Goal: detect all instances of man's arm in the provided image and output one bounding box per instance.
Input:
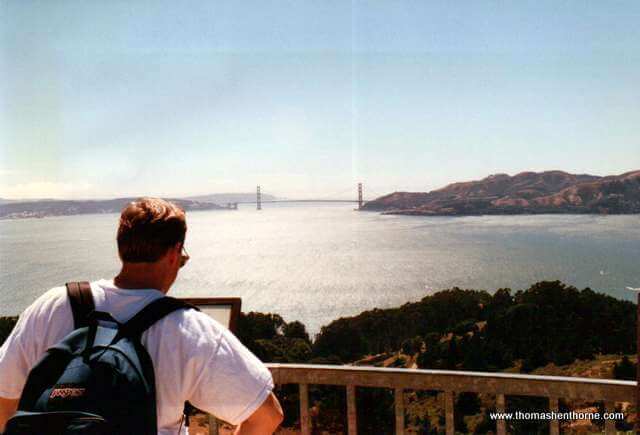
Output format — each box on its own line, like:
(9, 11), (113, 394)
(234, 392), (283, 435)
(0, 397), (19, 433)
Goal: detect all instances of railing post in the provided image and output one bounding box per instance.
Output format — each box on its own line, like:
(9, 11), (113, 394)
(496, 394), (506, 435)
(444, 391), (454, 435)
(604, 401), (616, 435)
(207, 414), (219, 435)
(637, 291), (640, 434)
(394, 388), (405, 435)
(299, 383), (311, 435)
(347, 385), (357, 435)
(265, 364), (636, 435)
(549, 397), (559, 435)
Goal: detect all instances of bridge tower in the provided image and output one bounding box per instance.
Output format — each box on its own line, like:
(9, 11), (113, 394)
(256, 185), (262, 210)
(358, 183), (363, 209)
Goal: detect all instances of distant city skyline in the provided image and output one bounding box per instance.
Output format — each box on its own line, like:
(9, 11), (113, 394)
(1, 1), (639, 200)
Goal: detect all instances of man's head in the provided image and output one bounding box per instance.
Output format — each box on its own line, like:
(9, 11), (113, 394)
(116, 198), (188, 291)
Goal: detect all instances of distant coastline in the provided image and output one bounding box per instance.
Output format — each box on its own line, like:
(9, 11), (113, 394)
(0, 193), (277, 220)
(4, 170), (640, 219)
(362, 170), (640, 216)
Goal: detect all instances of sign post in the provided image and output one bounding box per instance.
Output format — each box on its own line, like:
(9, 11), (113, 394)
(627, 287), (640, 434)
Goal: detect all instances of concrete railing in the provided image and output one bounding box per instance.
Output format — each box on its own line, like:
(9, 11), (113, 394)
(266, 363), (636, 435)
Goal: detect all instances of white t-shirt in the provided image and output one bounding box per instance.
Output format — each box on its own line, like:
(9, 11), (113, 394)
(0, 279), (274, 435)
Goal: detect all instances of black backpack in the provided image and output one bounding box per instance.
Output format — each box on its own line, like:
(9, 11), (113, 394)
(5, 282), (197, 435)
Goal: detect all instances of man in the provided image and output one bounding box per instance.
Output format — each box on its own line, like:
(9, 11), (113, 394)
(0, 197), (283, 434)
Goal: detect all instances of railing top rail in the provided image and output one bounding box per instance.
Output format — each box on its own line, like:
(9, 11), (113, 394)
(266, 363), (636, 401)
(266, 363), (635, 387)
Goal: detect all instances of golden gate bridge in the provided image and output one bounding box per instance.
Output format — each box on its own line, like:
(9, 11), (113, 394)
(226, 183), (378, 210)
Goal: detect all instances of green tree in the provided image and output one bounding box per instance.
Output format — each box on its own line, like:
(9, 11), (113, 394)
(613, 356), (636, 380)
(401, 336), (423, 356)
(236, 312), (285, 342)
(313, 320), (366, 362)
(456, 392), (481, 415)
(283, 320), (311, 343)
(0, 316), (17, 346)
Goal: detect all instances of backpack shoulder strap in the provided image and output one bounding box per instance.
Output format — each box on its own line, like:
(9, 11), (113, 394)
(122, 297), (198, 338)
(66, 281), (95, 330)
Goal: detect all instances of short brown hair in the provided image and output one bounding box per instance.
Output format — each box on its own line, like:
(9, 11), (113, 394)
(117, 197), (187, 263)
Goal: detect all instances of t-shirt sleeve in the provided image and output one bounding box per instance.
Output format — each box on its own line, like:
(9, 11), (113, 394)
(0, 307), (38, 398)
(0, 287), (71, 399)
(185, 314), (274, 426)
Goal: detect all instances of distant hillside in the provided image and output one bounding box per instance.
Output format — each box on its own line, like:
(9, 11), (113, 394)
(185, 192), (276, 203)
(0, 198), (224, 220)
(362, 170), (640, 215)
(0, 198), (24, 205)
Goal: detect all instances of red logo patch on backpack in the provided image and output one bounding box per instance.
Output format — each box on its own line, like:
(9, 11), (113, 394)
(49, 385), (86, 400)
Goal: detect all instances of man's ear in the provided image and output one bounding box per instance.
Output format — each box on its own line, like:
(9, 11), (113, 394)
(172, 243), (182, 262)
(163, 244), (180, 265)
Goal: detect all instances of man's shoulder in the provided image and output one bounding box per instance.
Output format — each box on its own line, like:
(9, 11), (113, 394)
(6, 285), (76, 362)
(148, 305), (228, 346)
(23, 285), (71, 320)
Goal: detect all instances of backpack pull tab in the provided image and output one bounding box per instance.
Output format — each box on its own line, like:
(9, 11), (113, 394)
(82, 311), (121, 361)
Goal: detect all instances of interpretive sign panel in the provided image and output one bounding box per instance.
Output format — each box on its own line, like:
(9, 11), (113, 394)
(179, 298), (242, 333)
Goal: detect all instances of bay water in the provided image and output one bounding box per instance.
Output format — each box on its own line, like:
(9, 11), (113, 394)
(1, 204), (639, 334)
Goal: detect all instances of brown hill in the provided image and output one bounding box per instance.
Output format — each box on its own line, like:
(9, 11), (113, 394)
(362, 170), (640, 215)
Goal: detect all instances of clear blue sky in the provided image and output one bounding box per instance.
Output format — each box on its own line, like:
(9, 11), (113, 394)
(1, 0), (639, 199)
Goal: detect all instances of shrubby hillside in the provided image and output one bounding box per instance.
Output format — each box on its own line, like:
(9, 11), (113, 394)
(236, 281), (635, 373)
(2, 281), (635, 374)
(231, 281), (636, 433)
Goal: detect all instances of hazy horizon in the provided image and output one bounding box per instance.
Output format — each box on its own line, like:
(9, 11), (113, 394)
(2, 1), (639, 200)
(0, 168), (638, 202)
